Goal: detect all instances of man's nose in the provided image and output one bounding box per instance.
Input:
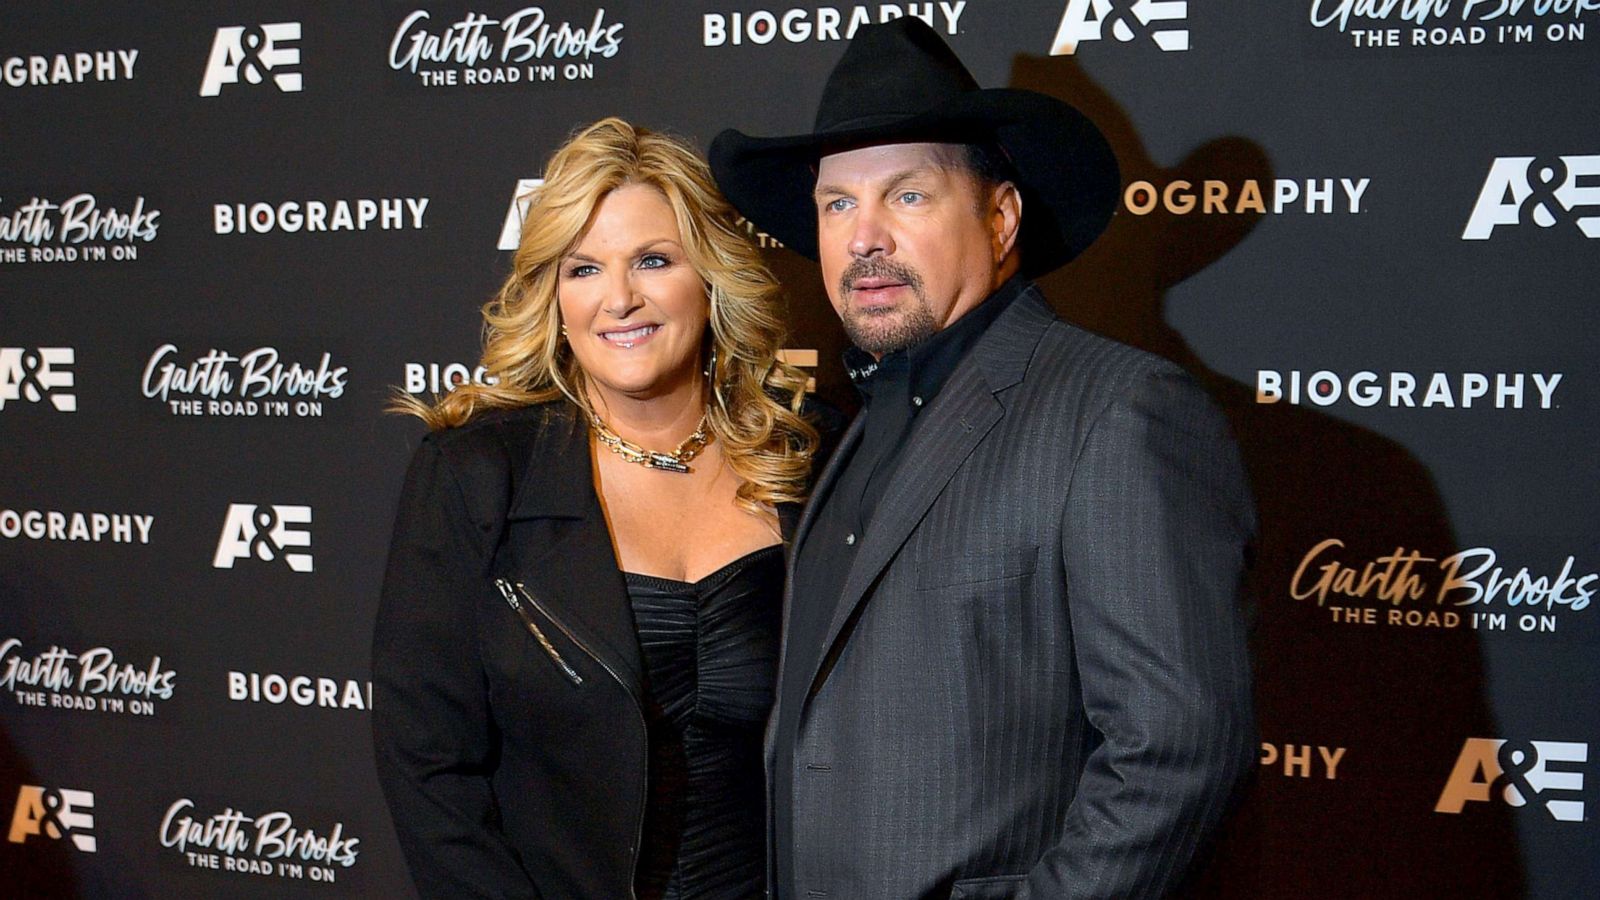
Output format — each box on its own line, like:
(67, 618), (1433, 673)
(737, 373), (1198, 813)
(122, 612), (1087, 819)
(849, 204), (894, 258)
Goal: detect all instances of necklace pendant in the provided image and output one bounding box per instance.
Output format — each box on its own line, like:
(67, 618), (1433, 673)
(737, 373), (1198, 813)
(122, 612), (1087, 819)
(646, 453), (691, 474)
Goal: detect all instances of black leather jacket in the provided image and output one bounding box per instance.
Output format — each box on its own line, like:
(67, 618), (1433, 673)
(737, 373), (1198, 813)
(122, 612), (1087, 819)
(372, 400), (834, 899)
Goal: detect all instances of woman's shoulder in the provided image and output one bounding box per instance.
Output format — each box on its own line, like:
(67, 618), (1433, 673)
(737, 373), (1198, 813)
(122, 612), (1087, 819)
(427, 399), (570, 447)
(402, 400), (584, 534)
(416, 399), (578, 480)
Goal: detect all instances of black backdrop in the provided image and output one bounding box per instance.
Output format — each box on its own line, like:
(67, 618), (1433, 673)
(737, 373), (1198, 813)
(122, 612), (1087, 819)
(3, 2), (1596, 897)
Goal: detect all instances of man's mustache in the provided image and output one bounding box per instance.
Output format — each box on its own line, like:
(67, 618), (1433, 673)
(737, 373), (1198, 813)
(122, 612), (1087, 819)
(839, 257), (924, 300)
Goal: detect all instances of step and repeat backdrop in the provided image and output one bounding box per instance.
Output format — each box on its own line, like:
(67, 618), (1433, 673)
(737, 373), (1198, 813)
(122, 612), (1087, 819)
(3, 1), (1596, 897)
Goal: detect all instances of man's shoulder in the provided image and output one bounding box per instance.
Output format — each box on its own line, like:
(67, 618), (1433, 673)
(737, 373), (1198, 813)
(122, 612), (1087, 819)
(1015, 290), (1185, 395)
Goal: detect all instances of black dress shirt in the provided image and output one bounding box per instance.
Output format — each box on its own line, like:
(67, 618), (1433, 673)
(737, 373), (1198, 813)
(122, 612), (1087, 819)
(773, 275), (1027, 900)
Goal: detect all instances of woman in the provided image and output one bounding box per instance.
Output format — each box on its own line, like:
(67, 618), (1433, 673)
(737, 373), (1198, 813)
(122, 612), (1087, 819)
(373, 117), (827, 899)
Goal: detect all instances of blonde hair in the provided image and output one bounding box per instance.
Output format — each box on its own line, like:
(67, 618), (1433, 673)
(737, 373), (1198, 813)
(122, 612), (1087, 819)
(396, 117), (817, 510)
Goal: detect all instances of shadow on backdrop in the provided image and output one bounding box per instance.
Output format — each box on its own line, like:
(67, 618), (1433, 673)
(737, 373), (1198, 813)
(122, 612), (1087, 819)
(1008, 51), (1527, 899)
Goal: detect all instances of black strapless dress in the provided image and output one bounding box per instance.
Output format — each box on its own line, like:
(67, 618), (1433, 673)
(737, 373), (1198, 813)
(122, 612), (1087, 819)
(624, 544), (784, 900)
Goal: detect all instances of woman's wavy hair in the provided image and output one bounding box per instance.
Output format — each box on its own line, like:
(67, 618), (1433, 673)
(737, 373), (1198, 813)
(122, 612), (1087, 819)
(395, 117), (817, 511)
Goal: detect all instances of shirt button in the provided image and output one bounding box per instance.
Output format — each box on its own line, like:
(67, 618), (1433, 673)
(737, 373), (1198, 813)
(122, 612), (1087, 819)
(912, 395), (924, 407)
(845, 533), (856, 545)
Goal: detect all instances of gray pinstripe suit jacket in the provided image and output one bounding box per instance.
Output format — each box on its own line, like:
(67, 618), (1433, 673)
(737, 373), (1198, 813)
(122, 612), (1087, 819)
(774, 285), (1256, 900)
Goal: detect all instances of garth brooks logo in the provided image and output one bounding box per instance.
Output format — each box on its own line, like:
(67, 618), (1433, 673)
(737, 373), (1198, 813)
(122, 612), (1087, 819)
(1309, 0), (1597, 50)
(1292, 539), (1595, 635)
(160, 799), (360, 882)
(1050, 0), (1189, 54)
(1462, 154), (1600, 239)
(0, 194), (160, 264)
(389, 6), (624, 88)
(2, 637), (177, 715)
(142, 344), (348, 418)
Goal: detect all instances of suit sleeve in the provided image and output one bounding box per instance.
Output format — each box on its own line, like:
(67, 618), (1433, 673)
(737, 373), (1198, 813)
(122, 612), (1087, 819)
(1024, 370), (1256, 899)
(371, 437), (542, 899)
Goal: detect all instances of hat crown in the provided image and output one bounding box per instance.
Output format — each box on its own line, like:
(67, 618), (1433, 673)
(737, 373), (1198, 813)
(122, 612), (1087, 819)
(814, 18), (980, 133)
(708, 14), (1120, 276)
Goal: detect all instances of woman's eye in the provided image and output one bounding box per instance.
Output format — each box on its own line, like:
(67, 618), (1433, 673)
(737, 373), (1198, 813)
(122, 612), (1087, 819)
(638, 253), (669, 269)
(567, 263), (598, 278)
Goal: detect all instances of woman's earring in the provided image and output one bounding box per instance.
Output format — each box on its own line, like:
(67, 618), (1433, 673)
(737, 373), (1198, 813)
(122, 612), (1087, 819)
(560, 324), (569, 340)
(703, 343), (718, 380)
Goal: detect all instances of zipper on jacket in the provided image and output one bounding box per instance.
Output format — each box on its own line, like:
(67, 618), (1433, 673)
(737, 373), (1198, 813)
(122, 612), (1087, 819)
(493, 578), (583, 685)
(509, 580), (647, 899)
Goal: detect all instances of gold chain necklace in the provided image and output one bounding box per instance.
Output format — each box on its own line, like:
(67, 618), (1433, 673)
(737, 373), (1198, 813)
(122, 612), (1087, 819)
(589, 409), (712, 474)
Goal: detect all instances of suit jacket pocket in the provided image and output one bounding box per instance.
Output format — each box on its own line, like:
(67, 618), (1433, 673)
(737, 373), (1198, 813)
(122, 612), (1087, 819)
(950, 874), (1028, 899)
(915, 545), (1039, 591)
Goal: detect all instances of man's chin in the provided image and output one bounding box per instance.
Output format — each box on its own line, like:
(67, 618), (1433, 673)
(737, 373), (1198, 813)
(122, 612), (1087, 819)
(844, 316), (933, 356)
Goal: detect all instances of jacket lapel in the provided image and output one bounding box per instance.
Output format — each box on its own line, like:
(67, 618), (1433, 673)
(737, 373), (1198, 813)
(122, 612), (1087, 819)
(500, 409), (644, 700)
(805, 290), (1055, 698)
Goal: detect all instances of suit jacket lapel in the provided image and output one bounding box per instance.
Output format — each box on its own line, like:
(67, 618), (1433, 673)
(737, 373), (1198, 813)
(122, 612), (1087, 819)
(500, 408), (645, 700)
(805, 290), (1055, 698)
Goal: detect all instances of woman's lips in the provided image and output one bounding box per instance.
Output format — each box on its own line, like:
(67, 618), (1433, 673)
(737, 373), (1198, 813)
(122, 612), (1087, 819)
(597, 324), (660, 349)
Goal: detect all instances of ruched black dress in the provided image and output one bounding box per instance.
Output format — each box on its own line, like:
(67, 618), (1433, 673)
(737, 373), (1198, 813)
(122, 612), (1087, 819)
(624, 544), (783, 900)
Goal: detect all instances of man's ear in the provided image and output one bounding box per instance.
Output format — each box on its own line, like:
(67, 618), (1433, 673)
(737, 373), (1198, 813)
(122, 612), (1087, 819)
(991, 181), (1022, 265)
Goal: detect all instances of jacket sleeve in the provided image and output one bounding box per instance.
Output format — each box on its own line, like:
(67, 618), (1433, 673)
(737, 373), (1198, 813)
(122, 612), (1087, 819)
(371, 436), (542, 899)
(1023, 370), (1256, 899)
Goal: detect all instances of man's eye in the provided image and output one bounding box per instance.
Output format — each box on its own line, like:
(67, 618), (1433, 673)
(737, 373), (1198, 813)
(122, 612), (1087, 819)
(899, 191), (925, 204)
(824, 198), (853, 213)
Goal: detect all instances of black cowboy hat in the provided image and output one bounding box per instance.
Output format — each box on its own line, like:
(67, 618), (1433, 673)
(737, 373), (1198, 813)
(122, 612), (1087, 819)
(709, 17), (1120, 277)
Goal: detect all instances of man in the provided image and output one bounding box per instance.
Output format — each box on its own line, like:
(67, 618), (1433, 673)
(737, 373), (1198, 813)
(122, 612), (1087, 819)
(710, 18), (1256, 900)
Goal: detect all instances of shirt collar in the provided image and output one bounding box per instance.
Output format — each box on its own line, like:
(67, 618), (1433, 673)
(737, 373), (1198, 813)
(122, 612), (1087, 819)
(845, 274), (1029, 406)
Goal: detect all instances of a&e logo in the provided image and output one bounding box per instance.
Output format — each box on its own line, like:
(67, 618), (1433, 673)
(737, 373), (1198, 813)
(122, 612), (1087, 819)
(498, 178), (545, 250)
(213, 504), (313, 573)
(1435, 738), (1587, 823)
(8, 786), (96, 852)
(1050, 0), (1189, 55)
(199, 22), (303, 96)
(0, 347), (76, 412)
(1462, 155), (1600, 240)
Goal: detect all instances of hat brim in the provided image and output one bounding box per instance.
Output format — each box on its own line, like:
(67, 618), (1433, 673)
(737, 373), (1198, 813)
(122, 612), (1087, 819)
(710, 88), (1120, 278)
